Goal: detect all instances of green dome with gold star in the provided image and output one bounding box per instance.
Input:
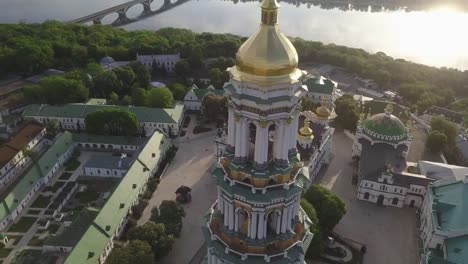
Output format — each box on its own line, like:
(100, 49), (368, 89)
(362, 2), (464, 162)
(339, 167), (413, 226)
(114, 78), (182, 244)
(362, 105), (408, 143)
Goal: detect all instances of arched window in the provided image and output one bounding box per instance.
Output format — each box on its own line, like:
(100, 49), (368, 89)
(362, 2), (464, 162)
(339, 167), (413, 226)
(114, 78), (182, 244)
(242, 177), (251, 185)
(364, 192), (370, 200)
(392, 197), (398, 205)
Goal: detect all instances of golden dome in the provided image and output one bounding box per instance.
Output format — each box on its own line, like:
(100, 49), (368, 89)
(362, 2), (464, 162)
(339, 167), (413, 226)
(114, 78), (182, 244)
(233, 0), (299, 79)
(316, 105), (331, 119)
(299, 120), (314, 138)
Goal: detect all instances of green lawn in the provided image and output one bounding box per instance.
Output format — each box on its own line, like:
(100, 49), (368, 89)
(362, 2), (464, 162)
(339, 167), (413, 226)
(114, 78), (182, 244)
(76, 191), (100, 204)
(27, 236), (44, 247)
(0, 248), (12, 258)
(30, 195), (51, 208)
(27, 209), (41, 215)
(8, 217), (37, 233)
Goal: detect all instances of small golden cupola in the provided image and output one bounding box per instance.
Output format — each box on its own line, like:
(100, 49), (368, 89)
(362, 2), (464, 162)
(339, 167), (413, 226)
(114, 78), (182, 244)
(228, 0), (302, 85)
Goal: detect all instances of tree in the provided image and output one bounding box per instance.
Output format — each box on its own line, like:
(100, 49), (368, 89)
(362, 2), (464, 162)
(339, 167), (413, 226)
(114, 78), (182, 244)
(151, 200), (186, 237)
(23, 76), (89, 105)
(10, 38), (54, 74)
(174, 59), (191, 78)
(122, 95), (132, 106)
(129, 62), (151, 89)
(85, 108), (139, 136)
(303, 185), (346, 235)
(208, 68), (224, 88)
(128, 222), (174, 260)
(109, 92), (119, 105)
(334, 94), (359, 132)
(131, 88), (147, 106)
(93, 71), (121, 98)
(426, 131), (447, 153)
(169, 83), (188, 101)
(300, 199), (323, 258)
(45, 120), (59, 139)
(106, 240), (153, 264)
(113, 66), (136, 95)
(430, 116), (458, 145)
(201, 94), (227, 121)
(146, 87), (174, 108)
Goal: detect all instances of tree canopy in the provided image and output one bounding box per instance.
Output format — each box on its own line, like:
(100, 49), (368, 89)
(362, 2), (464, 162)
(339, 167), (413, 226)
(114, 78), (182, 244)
(426, 130), (447, 153)
(146, 87), (174, 108)
(300, 199), (323, 258)
(151, 200), (186, 237)
(85, 108), (139, 136)
(334, 94), (359, 132)
(201, 94), (227, 121)
(430, 116), (458, 145)
(303, 185), (346, 235)
(106, 240), (153, 264)
(23, 76), (88, 105)
(128, 222), (174, 260)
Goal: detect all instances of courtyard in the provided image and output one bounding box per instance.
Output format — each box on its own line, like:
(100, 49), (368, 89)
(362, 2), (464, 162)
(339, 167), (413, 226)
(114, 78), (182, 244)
(138, 115), (218, 264)
(314, 130), (420, 264)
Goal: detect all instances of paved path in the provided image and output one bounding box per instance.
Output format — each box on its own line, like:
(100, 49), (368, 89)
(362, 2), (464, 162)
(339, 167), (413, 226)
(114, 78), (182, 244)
(138, 130), (218, 264)
(315, 131), (420, 264)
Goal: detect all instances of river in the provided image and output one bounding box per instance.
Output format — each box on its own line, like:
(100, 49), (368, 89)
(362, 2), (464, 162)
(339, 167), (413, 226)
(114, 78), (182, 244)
(1, 0), (468, 70)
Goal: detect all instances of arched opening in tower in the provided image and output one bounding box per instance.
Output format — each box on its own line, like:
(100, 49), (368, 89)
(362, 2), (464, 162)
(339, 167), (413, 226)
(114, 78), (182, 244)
(237, 208), (249, 235)
(248, 122), (257, 162)
(268, 124), (276, 162)
(266, 209), (281, 236)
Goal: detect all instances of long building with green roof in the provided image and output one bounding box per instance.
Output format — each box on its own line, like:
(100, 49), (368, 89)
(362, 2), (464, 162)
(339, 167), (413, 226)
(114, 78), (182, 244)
(420, 177), (468, 264)
(64, 131), (170, 264)
(0, 132), (75, 230)
(23, 100), (184, 137)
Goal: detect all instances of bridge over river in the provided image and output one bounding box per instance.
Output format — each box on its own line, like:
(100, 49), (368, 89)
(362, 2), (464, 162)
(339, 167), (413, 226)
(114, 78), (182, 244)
(68, 0), (190, 26)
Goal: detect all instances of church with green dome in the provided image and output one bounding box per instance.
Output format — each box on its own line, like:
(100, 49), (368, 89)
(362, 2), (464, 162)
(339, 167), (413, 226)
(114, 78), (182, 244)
(352, 104), (433, 208)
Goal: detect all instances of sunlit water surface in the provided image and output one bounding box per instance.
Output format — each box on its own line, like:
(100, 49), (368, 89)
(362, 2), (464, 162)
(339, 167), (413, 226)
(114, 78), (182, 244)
(1, 0), (467, 70)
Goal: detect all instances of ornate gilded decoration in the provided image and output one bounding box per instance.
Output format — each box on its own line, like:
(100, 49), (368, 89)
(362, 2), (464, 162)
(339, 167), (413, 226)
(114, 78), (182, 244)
(287, 116), (293, 124)
(259, 119), (268, 128)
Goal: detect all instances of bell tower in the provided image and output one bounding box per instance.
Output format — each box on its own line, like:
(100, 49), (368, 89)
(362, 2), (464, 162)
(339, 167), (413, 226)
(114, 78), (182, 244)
(203, 0), (314, 263)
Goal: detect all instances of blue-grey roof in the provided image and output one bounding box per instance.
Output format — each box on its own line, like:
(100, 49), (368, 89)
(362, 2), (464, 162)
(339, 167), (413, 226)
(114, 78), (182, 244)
(83, 155), (134, 170)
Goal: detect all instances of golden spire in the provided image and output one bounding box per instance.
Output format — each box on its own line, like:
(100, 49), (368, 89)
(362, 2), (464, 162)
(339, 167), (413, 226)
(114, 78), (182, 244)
(229, 0), (301, 85)
(299, 119), (314, 138)
(261, 0), (280, 25)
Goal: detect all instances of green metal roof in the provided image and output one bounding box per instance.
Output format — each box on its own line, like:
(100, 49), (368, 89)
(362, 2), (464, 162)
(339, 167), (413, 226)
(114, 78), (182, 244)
(65, 132), (168, 264)
(0, 132), (74, 221)
(363, 113), (408, 142)
(303, 76), (335, 95)
(71, 133), (145, 146)
(193, 88), (225, 99)
(44, 207), (100, 247)
(23, 102), (185, 124)
(445, 235), (468, 264)
(431, 181), (468, 232)
(362, 100), (410, 123)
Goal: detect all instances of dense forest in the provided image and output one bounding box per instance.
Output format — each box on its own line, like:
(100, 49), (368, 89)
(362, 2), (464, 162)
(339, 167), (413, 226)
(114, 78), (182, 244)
(0, 22), (467, 112)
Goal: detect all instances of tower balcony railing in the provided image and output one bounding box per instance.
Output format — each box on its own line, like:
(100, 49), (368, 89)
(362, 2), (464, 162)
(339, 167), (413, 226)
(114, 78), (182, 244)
(218, 160), (301, 194)
(205, 201), (313, 262)
(218, 159), (303, 194)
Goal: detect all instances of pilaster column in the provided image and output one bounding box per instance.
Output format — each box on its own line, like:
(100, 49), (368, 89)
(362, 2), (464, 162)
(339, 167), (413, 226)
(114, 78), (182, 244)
(257, 212), (265, 239)
(276, 212), (281, 234)
(234, 119), (242, 159)
(234, 210), (239, 232)
(274, 121), (284, 161)
(250, 212), (258, 239)
(254, 124), (262, 163)
(240, 119), (249, 159)
(228, 203), (234, 230)
(247, 214), (252, 238)
(217, 189), (223, 213)
(224, 202), (229, 227)
(289, 116), (299, 155)
(281, 206), (288, 233)
(287, 204), (293, 231)
(227, 109), (235, 150)
(282, 122), (291, 161)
